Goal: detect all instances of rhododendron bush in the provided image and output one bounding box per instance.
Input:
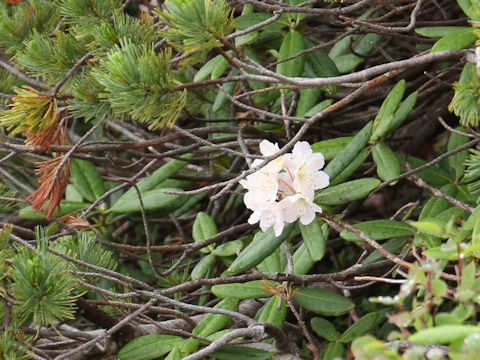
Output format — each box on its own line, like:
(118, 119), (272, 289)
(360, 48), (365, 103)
(1, 0), (480, 359)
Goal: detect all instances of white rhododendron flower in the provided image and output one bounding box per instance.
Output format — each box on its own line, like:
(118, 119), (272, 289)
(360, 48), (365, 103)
(247, 200), (286, 236)
(281, 194), (324, 226)
(241, 140), (329, 236)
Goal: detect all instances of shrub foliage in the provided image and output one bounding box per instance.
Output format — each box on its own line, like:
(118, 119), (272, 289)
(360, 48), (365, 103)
(0, 0), (480, 359)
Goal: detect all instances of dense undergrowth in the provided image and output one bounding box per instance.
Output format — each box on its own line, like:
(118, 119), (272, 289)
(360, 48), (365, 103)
(1, 0), (480, 359)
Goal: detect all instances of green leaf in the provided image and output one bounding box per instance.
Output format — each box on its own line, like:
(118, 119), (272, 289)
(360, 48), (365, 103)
(310, 317), (340, 341)
(457, 0), (480, 21)
(213, 69), (238, 111)
(303, 99), (334, 118)
(415, 26), (471, 38)
(165, 347), (182, 360)
(339, 312), (379, 343)
(291, 242), (315, 275)
(211, 50), (233, 80)
(194, 297), (239, 337)
(410, 218), (450, 238)
(371, 80), (405, 142)
(118, 335), (184, 360)
(193, 212), (217, 242)
(235, 30), (259, 47)
(65, 184), (83, 202)
(180, 297), (239, 355)
(296, 88), (322, 117)
(277, 30), (305, 91)
(70, 158), (105, 202)
(311, 137), (352, 161)
(212, 240), (243, 257)
(212, 280), (272, 299)
(304, 37), (339, 93)
(191, 253), (216, 280)
(419, 184), (456, 220)
(227, 223), (294, 275)
(315, 178), (380, 206)
(234, 13), (285, 31)
(304, 38), (339, 79)
(172, 190), (208, 218)
(299, 218), (326, 261)
(293, 287), (355, 316)
(330, 148), (370, 186)
(447, 127), (469, 182)
(194, 54), (223, 82)
(397, 154), (451, 186)
(210, 345), (274, 360)
(464, 204), (480, 231)
(110, 188), (182, 213)
(472, 216), (480, 251)
(362, 238), (407, 264)
(431, 28), (477, 53)
(111, 155), (191, 212)
(19, 200), (90, 220)
(192, 212), (217, 253)
(324, 121), (372, 181)
(257, 295), (287, 328)
(388, 91), (418, 135)
(323, 342), (346, 360)
(340, 220), (413, 242)
(256, 246), (283, 273)
(409, 325), (480, 344)
(372, 143), (401, 184)
(334, 53), (364, 74)
(352, 336), (402, 360)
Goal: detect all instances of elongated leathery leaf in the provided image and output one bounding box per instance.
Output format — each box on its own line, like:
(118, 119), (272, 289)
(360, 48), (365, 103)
(118, 335), (184, 360)
(293, 287), (355, 316)
(111, 154), (192, 212)
(311, 137), (352, 161)
(299, 218), (326, 262)
(257, 295), (287, 328)
(431, 28), (476, 53)
(212, 280), (273, 299)
(372, 142), (401, 184)
(339, 312), (379, 343)
(371, 80), (405, 143)
(277, 30), (304, 93)
(192, 211), (217, 253)
(110, 188), (182, 213)
(409, 325), (480, 345)
(227, 223), (294, 275)
(340, 220), (413, 242)
(315, 178), (380, 206)
(324, 121), (372, 182)
(70, 158), (105, 202)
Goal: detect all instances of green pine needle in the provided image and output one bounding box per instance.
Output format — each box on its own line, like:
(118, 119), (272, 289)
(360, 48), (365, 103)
(12, 228), (78, 326)
(0, 330), (31, 360)
(0, 0), (60, 54)
(449, 63), (480, 127)
(16, 32), (88, 91)
(156, 0), (234, 62)
(54, 231), (118, 272)
(92, 12), (158, 50)
(94, 39), (187, 128)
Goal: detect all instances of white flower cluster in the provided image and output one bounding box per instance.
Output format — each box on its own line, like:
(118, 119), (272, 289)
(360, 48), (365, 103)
(240, 140), (330, 236)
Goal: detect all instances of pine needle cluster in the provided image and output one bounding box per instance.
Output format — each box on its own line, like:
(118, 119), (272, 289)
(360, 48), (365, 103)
(11, 228), (78, 327)
(157, 0), (234, 63)
(449, 63), (480, 127)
